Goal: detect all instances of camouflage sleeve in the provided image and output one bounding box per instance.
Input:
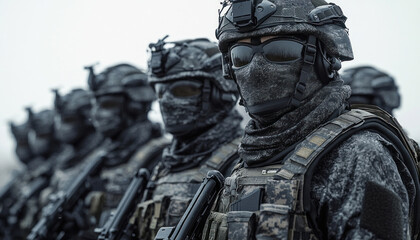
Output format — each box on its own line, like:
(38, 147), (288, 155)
(311, 130), (415, 240)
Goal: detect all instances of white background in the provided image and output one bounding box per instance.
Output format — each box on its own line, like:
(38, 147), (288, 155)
(0, 0), (419, 182)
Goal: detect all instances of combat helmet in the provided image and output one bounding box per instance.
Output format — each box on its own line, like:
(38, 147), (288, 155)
(9, 120), (34, 164)
(216, 0), (353, 111)
(148, 36), (239, 110)
(26, 107), (55, 136)
(53, 88), (92, 121)
(26, 107), (57, 157)
(87, 63), (156, 117)
(53, 88), (95, 143)
(342, 66), (401, 115)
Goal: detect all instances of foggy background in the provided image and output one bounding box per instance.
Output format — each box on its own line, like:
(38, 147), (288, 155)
(1, 0), (419, 184)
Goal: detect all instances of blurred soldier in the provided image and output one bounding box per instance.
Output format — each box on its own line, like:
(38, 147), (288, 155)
(46, 88), (104, 191)
(9, 119), (35, 166)
(1, 108), (60, 239)
(26, 64), (166, 240)
(194, 0), (420, 240)
(36, 64), (167, 240)
(125, 37), (243, 240)
(342, 66), (401, 115)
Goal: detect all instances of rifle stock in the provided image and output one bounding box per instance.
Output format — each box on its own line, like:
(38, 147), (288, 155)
(96, 168), (150, 240)
(154, 170), (225, 240)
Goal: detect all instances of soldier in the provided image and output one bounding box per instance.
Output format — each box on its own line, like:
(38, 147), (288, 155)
(342, 66), (400, 115)
(125, 37), (243, 240)
(197, 0), (420, 240)
(46, 88), (104, 191)
(1, 108), (60, 239)
(24, 64), (167, 240)
(9, 119), (36, 166)
(79, 63), (166, 239)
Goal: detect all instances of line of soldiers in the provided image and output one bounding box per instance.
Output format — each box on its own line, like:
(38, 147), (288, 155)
(1, 0), (420, 239)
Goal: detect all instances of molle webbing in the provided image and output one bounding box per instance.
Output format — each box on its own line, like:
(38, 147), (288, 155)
(275, 108), (420, 239)
(130, 136), (170, 170)
(277, 109), (372, 179)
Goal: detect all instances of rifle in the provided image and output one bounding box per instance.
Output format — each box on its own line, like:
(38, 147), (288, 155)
(154, 170), (225, 240)
(5, 176), (50, 234)
(26, 152), (106, 240)
(96, 168), (150, 240)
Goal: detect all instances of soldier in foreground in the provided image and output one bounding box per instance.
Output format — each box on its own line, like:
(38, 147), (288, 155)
(341, 65), (401, 115)
(185, 0), (419, 239)
(119, 37), (243, 240)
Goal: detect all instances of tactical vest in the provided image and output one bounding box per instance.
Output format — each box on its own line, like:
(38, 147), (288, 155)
(100, 136), (171, 209)
(202, 107), (420, 240)
(131, 138), (241, 240)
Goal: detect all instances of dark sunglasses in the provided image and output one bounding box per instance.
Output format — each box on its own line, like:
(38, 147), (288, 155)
(229, 38), (305, 68)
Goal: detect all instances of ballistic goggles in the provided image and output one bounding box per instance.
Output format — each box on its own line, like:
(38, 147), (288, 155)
(154, 80), (203, 99)
(229, 37), (306, 69)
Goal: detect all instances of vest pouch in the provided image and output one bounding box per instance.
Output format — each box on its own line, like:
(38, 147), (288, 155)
(135, 199), (154, 239)
(149, 195), (171, 238)
(202, 211), (227, 240)
(166, 196), (192, 226)
(256, 203), (290, 240)
(227, 211), (256, 240)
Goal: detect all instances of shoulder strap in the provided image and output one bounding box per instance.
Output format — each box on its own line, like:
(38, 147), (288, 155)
(199, 137), (241, 176)
(277, 109), (371, 179)
(130, 136), (171, 171)
(276, 107), (420, 239)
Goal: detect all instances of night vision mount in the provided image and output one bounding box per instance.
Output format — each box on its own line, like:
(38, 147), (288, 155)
(224, 0), (277, 32)
(149, 35), (182, 77)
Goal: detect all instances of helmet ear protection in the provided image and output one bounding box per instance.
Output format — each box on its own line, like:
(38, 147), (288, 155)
(315, 41), (342, 83)
(210, 83), (237, 108)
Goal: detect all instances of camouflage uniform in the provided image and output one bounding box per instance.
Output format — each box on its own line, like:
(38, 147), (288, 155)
(129, 37), (243, 240)
(201, 0), (419, 240)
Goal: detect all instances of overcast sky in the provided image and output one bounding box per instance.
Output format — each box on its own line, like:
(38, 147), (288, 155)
(0, 0), (419, 173)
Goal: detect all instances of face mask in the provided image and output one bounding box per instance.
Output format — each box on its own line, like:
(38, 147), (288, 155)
(155, 80), (203, 136)
(234, 54), (303, 123)
(54, 115), (86, 144)
(28, 131), (53, 157)
(15, 143), (33, 164)
(91, 95), (126, 138)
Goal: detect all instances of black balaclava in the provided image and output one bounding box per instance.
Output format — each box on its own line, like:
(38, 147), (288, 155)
(91, 94), (126, 139)
(234, 54), (323, 126)
(10, 121), (34, 165)
(27, 108), (57, 158)
(156, 80), (204, 137)
(54, 89), (95, 144)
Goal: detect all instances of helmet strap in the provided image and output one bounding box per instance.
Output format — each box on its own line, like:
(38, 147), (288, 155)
(291, 35), (317, 107)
